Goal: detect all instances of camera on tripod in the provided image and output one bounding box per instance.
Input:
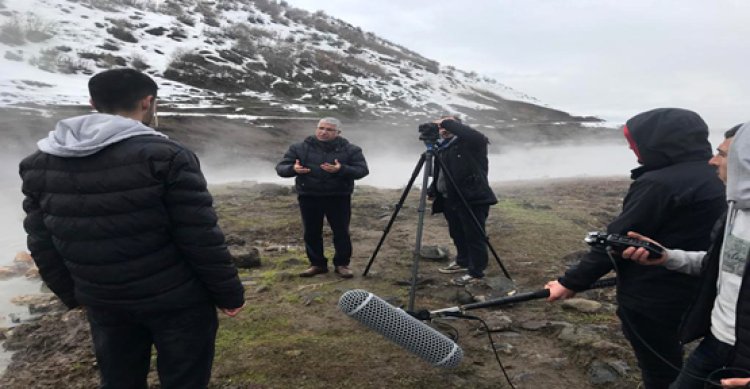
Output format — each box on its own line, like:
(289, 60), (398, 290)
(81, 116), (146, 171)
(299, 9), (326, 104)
(584, 231), (664, 260)
(418, 122), (440, 143)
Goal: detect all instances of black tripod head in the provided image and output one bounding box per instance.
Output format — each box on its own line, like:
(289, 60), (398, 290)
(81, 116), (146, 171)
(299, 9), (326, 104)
(418, 122), (440, 149)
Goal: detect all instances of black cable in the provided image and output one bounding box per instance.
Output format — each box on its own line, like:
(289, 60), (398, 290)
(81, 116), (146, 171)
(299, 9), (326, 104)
(432, 318), (461, 343)
(452, 313), (517, 389)
(604, 248), (726, 387)
(706, 367), (750, 388)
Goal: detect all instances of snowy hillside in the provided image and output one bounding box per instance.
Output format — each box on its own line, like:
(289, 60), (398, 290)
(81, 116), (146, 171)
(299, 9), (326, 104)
(0, 0), (603, 126)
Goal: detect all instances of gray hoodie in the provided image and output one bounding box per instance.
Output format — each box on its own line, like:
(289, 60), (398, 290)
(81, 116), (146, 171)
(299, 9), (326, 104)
(37, 113), (167, 158)
(666, 121), (750, 346)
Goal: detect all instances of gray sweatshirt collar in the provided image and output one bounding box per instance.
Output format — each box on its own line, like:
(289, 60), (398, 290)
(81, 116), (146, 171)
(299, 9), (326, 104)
(38, 113), (167, 157)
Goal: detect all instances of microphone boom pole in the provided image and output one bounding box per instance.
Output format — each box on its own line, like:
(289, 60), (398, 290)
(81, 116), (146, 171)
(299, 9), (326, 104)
(430, 277), (617, 317)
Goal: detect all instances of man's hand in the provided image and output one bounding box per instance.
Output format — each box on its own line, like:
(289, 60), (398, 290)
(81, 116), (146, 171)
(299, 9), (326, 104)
(545, 280), (576, 301)
(620, 231), (668, 265)
(294, 159), (311, 174)
(721, 377), (750, 388)
(220, 304), (244, 317)
(320, 159), (341, 173)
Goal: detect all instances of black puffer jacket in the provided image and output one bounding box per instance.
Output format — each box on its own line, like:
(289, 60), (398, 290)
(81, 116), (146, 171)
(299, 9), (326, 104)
(275, 136), (368, 196)
(559, 108), (726, 318)
(20, 135), (245, 311)
(430, 120), (497, 213)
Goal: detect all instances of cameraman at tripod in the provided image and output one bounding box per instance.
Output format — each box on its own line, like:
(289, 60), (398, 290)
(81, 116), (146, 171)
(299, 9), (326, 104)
(428, 115), (498, 286)
(544, 108), (726, 389)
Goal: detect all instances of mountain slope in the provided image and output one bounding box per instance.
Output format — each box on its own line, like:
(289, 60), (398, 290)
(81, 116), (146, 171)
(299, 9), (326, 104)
(0, 0), (608, 130)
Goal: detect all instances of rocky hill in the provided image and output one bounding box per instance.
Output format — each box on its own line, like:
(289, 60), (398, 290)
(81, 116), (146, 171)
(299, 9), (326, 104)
(0, 0), (616, 139)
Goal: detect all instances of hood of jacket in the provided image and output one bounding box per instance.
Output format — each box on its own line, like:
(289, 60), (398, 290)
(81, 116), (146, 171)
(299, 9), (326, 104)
(727, 122), (750, 209)
(37, 113), (167, 157)
(625, 108), (712, 177)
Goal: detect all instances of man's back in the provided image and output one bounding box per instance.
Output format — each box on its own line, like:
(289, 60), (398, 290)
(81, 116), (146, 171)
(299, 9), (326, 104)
(21, 133), (243, 311)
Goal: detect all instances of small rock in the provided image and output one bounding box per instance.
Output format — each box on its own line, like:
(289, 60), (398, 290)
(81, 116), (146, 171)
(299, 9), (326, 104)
(607, 360), (630, 376)
(24, 267), (40, 278)
(225, 235), (246, 246)
(228, 246), (261, 269)
(0, 266), (18, 279)
(543, 357), (569, 370)
(284, 349), (302, 357)
(519, 320), (550, 331)
(14, 251), (33, 267)
(302, 292), (322, 306)
(558, 325), (603, 346)
(561, 298), (602, 313)
(480, 311), (513, 332)
(588, 360), (620, 385)
(419, 246), (450, 260)
(10, 294), (55, 306)
(8, 313), (20, 324)
(265, 245), (289, 253)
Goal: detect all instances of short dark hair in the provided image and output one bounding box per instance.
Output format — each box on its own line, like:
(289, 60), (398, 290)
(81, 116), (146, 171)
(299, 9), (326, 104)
(88, 68), (158, 113)
(726, 123), (743, 139)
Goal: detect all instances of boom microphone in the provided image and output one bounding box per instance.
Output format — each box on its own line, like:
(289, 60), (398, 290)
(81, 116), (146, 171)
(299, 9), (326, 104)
(338, 289), (463, 368)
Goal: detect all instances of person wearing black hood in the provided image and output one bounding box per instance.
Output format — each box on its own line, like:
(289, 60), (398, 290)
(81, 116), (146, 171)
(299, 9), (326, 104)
(276, 117), (369, 278)
(618, 122), (749, 389)
(544, 108), (727, 389)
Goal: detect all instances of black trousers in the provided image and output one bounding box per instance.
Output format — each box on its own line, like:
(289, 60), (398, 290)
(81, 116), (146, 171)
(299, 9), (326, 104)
(442, 198), (490, 278)
(618, 306), (684, 389)
(86, 303), (218, 389)
(298, 195), (352, 268)
(669, 332), (735, 389)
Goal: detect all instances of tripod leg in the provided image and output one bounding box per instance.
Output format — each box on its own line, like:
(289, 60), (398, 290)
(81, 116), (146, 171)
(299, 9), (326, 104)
(432, 156), (512, 280)
(407, 151), (433, 312)
(362, 154), (426, 276)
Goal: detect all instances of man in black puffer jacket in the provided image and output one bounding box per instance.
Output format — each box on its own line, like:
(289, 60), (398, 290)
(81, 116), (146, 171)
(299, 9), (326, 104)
(19, 69), (245, 389)
(276, 118), (368, 278)
(545, 108), (726, 389)
(429, 116), (498, 286)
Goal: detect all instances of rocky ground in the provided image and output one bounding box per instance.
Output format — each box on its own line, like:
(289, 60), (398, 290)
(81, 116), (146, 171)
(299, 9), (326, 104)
(0, 176), (654, 389)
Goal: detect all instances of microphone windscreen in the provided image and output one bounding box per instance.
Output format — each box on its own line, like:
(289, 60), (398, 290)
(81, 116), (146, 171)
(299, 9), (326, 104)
(338, 289), (463, 368)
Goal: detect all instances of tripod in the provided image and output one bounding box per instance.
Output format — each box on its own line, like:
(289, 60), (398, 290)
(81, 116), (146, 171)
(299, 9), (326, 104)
(362, 140), (512, 311)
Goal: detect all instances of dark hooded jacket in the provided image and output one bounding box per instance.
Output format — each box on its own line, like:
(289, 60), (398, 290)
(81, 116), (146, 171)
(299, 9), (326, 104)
(275, 136), (368, 196)
(559, 108), (726, 318)
(19, 114), (245, 311)
(429, 120), (498, 213)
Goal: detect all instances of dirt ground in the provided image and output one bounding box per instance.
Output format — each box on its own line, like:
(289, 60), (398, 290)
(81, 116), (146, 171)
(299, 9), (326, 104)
(2, 176), (645, 389)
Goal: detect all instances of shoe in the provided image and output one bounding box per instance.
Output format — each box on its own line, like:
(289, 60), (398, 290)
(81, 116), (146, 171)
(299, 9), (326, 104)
(451, 274), (482, 286)
(335, 266), (354, 279)
(438, 261), (468, 274)
(299, 266), (328, 277)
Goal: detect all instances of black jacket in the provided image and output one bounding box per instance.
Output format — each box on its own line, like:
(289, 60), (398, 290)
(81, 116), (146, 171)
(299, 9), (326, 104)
(275, 136), (368, 196)
(679, 212), (750, 369)
(559, 108), (726, 318)
(20, 136), (245, 311)
(429, 120), (497, 213)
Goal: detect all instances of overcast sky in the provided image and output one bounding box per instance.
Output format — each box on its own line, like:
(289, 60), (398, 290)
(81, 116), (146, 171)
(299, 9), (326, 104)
(286, 0), (750, 129)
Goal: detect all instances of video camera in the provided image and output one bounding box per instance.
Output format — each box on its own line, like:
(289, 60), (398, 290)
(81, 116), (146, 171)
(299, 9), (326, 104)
(418, 122), (440, 143)
(584, 231), (664, 260)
